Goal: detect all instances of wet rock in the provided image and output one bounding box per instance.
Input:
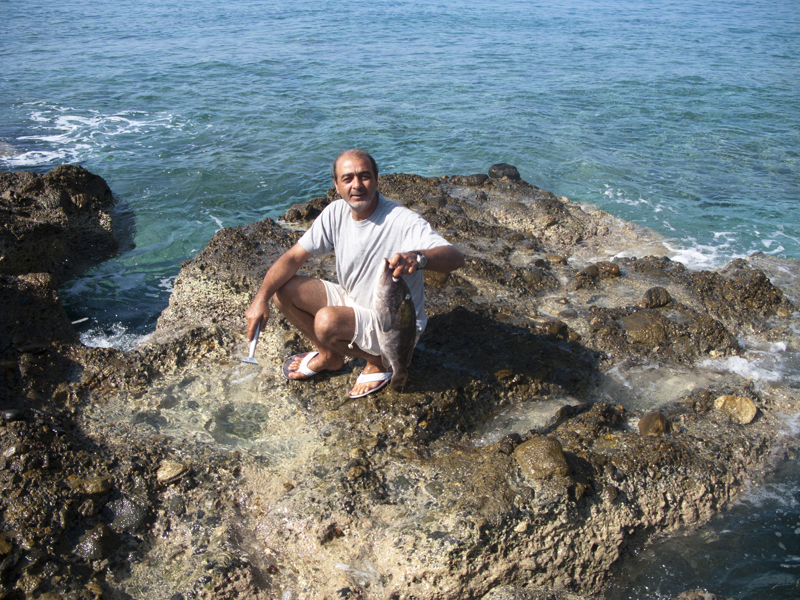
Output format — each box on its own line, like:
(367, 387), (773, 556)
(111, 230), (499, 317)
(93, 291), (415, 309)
(641, 286), (672, 308)
(2, 443), (25, 458)
(482, 585), (590, 600)
(283, 196), (330, 222)
(545, 254), (567, 265)
(70, 475), (113, 495)
(488, 163), (521, 181)
(104, 496), (149, 533)
(75, 524), (120, 561)
(0, 409), (22, 422)
(714, 395), (757, 424)
(619, 310), (667, 345)
(450, 174), (489, 186)
(596, 261), (620, 277)
(514, 436), (569, 480)
(675, 591), (732, 600)
(638, 411), (671, 436)
(0, 165), (118, 283)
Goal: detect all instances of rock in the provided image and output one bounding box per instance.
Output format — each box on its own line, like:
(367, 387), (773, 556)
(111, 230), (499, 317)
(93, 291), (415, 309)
(638, 412), (671, 436)
(675, 591), (731, 600)
(545, 254), (567, 265)
(104, 496), (149, 533)
(2, 443), (25, 458)
(0, 166), (797, 600)
(619, 310), (667, 345)
(0, 409), (22, 422)
(70, 475), (113, 495)
(641, 286), (672, 308)
(157, 460), (189, 485)
(596, 261), (620, 277)
(714, 395), (757, 424)
(488, 163), (521, 181)
(75, 524), (120, 561)
(514, 437), (569, 480)
(0, 165), (119, 283)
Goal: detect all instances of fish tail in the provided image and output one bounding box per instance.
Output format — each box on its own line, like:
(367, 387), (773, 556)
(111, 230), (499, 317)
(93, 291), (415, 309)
(390, 370), (408, 391)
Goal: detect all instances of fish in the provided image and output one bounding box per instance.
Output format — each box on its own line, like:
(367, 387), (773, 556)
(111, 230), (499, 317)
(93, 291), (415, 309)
(373, 258), (417, 390)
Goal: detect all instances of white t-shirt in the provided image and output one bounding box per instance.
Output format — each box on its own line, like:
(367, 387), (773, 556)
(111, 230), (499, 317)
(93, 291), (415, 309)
(298, 194), (451, 332)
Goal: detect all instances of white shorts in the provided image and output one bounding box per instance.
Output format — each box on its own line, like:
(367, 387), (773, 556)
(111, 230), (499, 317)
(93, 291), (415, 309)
(320, 280), (383, 356)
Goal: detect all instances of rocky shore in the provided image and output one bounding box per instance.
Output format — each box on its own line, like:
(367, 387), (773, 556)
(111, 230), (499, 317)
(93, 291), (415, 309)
(1, 165), (798, 599)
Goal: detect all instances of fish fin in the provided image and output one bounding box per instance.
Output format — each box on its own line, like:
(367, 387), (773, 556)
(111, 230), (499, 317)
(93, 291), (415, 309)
(378, 311), (392, 331)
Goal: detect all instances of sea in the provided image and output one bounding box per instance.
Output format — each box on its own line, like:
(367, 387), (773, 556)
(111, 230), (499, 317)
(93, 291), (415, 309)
(2, 0), (799, 597)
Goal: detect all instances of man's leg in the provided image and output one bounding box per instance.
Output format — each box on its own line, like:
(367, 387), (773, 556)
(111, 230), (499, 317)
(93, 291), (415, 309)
(274, 277), (385, 385)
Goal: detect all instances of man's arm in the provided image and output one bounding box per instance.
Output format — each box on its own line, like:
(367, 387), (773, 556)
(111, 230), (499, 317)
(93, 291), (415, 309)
(245, 242), (313, 340)
(388, 245), (465, 278)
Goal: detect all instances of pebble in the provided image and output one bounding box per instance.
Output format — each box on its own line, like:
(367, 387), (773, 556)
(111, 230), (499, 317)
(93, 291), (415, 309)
(2, 443), (25, 458)
(596, 261), (621, 276)
(544, 254), (567, 265)
(641, 286), (672, 309)
(0, 409), (22, 422)
(157, 460), (189, 485)
(714, 395), (757, 424)
(72, 476), (113, 495)
(75, 524), (120, 561)
(638, 412), (671, 436)
(0, 533), (11, 556)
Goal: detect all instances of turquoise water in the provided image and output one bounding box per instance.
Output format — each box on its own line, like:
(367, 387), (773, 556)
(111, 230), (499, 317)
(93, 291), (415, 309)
(2, 0), (800, 597)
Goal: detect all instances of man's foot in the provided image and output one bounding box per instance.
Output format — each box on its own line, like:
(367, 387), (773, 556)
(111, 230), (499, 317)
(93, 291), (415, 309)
(348, 362), (392, 398)
(282, 352), (344, 380)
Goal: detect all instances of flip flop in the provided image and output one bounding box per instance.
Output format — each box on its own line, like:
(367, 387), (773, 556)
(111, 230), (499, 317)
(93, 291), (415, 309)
(282, 352), (320, 380)
(348, 370), (392, 399)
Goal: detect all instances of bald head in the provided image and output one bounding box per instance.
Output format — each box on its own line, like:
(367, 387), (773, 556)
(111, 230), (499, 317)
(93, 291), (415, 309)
(332, 149), (378, 182)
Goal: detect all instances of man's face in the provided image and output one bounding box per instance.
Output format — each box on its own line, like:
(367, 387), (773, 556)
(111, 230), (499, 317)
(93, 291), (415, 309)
(333, 153), (378, 217)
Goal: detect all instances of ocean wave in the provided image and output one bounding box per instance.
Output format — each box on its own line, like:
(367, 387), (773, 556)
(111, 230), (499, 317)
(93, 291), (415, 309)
(1, 102), (185, 168)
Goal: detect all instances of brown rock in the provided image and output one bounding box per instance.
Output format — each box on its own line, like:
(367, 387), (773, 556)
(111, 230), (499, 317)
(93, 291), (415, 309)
(641, 286), (672, 308)
(597, 261), (621, 276)
(619, 310), (667, 345)
(514, 437), (569, 480)
(638, 412), (671, 436)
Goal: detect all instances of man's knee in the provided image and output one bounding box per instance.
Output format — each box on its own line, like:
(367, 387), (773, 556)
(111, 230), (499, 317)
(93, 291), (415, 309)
(314, 307), (351, 343)
(273, 276), (306, 312)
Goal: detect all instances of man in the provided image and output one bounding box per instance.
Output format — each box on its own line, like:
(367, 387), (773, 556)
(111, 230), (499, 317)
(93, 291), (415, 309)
(245, 149), (464, 398)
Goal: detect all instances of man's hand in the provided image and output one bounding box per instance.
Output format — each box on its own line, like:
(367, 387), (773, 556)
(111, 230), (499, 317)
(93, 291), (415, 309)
(388, 246), (465, 278)
(245, 296), (270, 342)
(388, 252), (419, 278)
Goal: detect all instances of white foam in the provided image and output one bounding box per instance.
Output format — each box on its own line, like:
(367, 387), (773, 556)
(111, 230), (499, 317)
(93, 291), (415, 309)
(1, 102), (183, 168)
(80, 323), (149, 351)
(697, 355), (783, 382)
(158, 277), (176, 293)
(662, 236), (747, 271)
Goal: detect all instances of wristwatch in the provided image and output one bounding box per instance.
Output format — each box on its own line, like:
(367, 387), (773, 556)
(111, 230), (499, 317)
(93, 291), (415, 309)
(412, 251), (427, 270)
